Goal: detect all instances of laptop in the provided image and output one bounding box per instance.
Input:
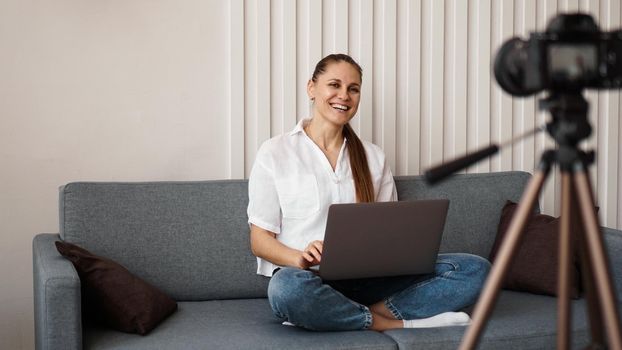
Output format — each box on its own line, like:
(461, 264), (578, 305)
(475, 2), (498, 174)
(318, 199), (449, 280)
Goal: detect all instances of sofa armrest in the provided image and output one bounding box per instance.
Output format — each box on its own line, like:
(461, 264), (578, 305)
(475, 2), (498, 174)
(603, 227), (622, 302)
(33, 233), (82, 350)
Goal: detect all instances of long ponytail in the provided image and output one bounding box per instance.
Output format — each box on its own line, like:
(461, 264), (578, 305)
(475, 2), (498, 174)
(343, 123), (374, 202)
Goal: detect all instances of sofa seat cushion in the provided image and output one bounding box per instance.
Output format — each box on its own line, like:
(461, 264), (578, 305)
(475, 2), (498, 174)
(383, 291), (589, 350)
(84, 299), (397, 350)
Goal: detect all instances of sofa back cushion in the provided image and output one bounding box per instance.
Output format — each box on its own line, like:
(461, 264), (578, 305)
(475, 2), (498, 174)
(395, 171), (532, 257)
(59, 171), (531, 301)
(59, 180), (269, 301)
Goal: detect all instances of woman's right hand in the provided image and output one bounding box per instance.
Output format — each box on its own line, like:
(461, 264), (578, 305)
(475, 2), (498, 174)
(250, 224), (323, 270)
(298, 240), (323, 269)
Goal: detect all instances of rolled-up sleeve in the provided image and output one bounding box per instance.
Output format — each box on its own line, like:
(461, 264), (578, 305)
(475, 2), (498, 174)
(247, 146), (282, 234)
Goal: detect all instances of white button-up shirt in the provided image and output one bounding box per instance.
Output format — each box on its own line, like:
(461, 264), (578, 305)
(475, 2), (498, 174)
(247, 118), (397, 276)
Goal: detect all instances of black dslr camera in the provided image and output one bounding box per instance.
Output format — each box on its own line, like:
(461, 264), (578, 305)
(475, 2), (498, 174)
(494, 13), (622, 96)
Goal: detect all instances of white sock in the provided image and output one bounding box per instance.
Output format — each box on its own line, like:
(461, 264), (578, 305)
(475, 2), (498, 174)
(402, 311), (471, 328)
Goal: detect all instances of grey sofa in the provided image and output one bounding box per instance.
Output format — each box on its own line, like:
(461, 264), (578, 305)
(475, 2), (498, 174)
(33, 171), (622, 349)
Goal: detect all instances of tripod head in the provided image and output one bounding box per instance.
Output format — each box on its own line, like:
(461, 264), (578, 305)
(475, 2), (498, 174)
(541, 92), (591, 148)
(539, 92), (596, 173)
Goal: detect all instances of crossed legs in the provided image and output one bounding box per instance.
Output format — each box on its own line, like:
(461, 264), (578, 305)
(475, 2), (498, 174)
(268, 253), (490, 331)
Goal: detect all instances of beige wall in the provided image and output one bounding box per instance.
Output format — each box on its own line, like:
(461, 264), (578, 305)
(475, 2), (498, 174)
(0, 1), (228, 348)
(3, 0), (622, 349)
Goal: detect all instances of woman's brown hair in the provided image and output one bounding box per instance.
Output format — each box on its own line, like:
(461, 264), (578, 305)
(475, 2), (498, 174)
(311, 54), (375, 203)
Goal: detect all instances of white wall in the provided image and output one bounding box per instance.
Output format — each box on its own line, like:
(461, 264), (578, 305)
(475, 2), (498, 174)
(2, 0), (622, 349)
(0, 1), (229, 348)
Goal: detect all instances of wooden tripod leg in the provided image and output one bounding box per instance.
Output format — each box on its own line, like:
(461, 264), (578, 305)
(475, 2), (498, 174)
(459, 170), (549, 350)
(573, 171), (622, 350)
(571, 169), (605, 347)
(575, 204), (606, 346)
(558, 173), (574, 349)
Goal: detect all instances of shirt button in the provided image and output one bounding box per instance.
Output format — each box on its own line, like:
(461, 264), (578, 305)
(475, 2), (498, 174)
(333, 178), (340, 184)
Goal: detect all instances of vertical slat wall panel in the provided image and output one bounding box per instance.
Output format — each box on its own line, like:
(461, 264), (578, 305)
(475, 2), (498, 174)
(420, 0), (445, 169)
(244, 0), (257, 177)
(256, 1), (272, 150)
(271, 0), (297, 136)
(491, 0), (514, 173)
(467, 0), (492, 173)
(296, 0), (322, 123)
(598, 0), (620, 227)
(561, 0), (581, 11)
(396, 0), (421, 175)
(349, 0), (374, 142)
(444, 0), (468, 162)
(232, 0), (622, 229)
(324, 0), (349, 55)
(244, 0), (271, 177)
(271, 2), (282, 137)
(373, 0), (397, 169)
(581, 0), (600, 212)
(228, 0), (245, 179)
(512, 0), (537, 173)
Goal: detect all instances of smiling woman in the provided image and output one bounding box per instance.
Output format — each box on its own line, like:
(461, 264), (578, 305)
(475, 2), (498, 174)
(246, 53), (490, 332)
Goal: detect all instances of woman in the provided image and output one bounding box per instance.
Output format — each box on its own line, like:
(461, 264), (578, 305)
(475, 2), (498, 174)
(247, 54), (490, 331)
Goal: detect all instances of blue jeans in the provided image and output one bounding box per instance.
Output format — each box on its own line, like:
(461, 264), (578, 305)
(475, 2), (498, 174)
(268, 253), (490, 331)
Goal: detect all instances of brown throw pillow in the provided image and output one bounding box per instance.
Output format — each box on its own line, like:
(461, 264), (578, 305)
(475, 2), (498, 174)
(55, 241), (177, 335)
(489, 201), (581, 298)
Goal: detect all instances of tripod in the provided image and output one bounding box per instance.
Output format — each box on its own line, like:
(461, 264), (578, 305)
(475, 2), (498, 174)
(459, 93), (622, 349)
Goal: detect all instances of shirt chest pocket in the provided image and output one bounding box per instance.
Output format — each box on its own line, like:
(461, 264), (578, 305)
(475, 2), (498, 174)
(275, 175), (320, 219)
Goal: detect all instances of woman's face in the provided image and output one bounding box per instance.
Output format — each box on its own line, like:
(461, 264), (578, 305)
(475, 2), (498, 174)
(307, 61), (361, 127)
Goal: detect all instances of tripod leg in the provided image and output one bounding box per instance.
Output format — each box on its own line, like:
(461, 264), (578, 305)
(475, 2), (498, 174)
(575, 201), (606, 346)
(558, 173), (574, 349)
(570, 168), (606, 346)
(573, 170), (622, 350)
(459, 169), (549, 350)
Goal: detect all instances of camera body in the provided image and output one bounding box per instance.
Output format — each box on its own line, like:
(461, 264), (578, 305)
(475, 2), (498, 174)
(494, 14), (622, 96)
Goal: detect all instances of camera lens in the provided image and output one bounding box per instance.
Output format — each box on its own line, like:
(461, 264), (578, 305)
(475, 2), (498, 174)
(494, 38), (536, 96)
